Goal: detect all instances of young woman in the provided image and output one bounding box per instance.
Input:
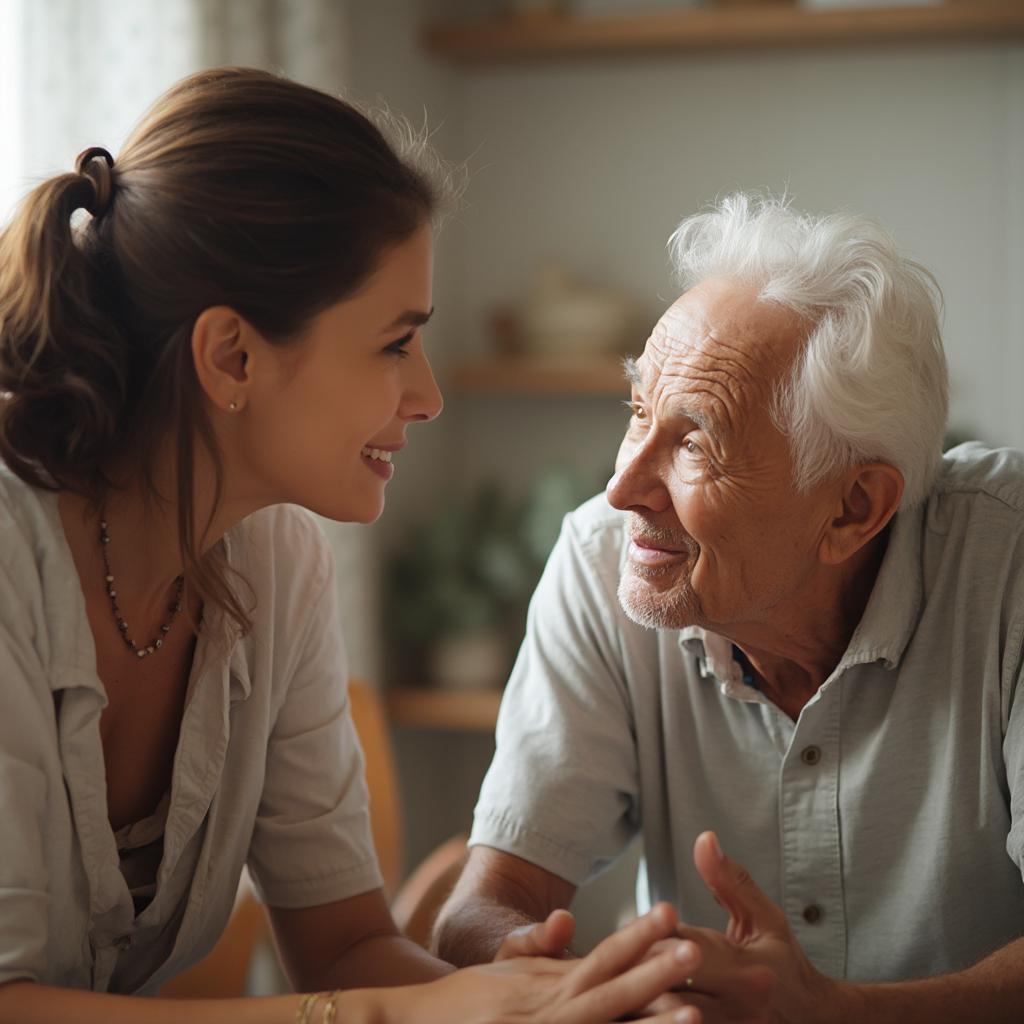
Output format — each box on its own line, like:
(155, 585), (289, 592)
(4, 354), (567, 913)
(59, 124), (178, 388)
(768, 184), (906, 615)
(0, 68), (699, 1024)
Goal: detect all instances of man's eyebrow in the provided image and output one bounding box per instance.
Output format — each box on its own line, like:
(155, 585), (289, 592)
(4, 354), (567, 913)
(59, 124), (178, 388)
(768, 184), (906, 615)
(623, 355), (721, 437)
(667, 401), (718, 438)
(382, 306), (434, 332)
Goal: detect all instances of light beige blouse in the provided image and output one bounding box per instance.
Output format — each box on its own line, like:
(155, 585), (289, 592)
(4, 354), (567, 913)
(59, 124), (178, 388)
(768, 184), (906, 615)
(0, 467), (382, 994)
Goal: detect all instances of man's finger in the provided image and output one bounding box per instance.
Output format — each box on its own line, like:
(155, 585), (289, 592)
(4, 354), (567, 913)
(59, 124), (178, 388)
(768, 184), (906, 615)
(495, 908), (576, 961)
(692, 832), (780, 943)
(658, 947), (778, 1010)
(636, 1006), (702, 1024)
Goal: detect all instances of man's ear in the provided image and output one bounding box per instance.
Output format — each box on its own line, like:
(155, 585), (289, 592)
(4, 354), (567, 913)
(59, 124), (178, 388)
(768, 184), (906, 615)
(191, 305), (255, 413)
(819, 462), (904, 566)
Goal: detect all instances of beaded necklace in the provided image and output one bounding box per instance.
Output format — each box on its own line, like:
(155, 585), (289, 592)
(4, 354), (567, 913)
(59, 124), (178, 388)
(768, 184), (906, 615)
(99, 513), (185, 659)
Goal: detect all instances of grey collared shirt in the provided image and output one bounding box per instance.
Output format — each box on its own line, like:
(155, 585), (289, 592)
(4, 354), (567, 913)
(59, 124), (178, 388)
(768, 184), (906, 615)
(0, 469), (382, 994)
(470, 442), (1024, 981)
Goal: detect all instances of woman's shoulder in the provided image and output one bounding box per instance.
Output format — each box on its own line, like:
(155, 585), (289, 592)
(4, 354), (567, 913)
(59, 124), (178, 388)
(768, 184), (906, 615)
(223, 505), (340, 686)
(0, 464), (61, 578)
(229, 504), (334, 605)
(233, 503), (331, 565)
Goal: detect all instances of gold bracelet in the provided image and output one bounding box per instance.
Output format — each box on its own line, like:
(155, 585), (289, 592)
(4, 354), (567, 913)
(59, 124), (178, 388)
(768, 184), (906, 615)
(322, 990), (340, 1024)
(296, 992), (321, 1024)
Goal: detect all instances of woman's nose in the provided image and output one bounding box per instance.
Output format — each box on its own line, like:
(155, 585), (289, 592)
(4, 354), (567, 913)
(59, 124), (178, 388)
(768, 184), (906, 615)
(401, 348), (443, 423)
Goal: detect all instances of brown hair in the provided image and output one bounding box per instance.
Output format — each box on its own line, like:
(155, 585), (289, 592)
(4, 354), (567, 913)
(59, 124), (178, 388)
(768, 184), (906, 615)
(0, 67), (448, 633)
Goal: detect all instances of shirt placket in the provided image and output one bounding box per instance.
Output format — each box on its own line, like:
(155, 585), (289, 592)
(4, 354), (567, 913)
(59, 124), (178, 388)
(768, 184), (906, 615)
(778, 679), (847, 979)
(135, 629), (244, 984)
(55, 679), (136, 991)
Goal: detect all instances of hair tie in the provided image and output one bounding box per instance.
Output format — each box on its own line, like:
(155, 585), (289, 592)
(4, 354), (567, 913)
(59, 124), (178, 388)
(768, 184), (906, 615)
(75, 146), (115, 217)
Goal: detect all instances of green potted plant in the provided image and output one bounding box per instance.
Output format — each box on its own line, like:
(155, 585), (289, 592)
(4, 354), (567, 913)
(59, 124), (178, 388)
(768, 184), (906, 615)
(386, 469), (593, 690)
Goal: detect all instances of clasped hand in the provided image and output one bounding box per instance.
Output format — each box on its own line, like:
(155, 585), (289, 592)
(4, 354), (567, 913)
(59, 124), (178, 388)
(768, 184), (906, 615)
(497, 832), (850, 1024)
(419, 902), (701, 1024)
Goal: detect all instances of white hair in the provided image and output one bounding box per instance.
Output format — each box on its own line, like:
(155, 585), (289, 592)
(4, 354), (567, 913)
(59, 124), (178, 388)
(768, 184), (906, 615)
(668, 193), (948, 509)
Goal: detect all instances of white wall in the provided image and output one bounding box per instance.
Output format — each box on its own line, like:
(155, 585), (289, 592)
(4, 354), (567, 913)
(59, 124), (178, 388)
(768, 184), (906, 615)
(453, 42), (1024, 453)
(351, 12), (1024, 526)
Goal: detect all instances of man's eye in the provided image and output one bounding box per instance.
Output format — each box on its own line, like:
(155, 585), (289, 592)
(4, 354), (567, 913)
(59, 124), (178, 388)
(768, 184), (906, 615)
(384, 332), (414, 359)
(623, 401), (647, 422)
(682, 438), (704, 458)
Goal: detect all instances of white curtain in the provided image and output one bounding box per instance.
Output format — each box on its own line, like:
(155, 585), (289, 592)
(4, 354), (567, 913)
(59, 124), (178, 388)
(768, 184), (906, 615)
(1, 0), (382, 684)
(4, 0), (354, 205)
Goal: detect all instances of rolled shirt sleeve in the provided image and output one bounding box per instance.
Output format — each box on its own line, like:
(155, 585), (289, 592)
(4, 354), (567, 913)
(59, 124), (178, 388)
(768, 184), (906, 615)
(470, 498), (640, 886)
(246, 536), (383, 908)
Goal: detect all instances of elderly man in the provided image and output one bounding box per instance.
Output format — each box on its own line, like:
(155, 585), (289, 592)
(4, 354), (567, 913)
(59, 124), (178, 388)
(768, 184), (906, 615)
(433, 194), (1024, 1023)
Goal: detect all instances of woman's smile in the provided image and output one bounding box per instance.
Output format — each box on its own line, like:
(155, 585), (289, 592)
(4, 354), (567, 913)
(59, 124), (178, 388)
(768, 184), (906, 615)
(361, 444), (399, 480)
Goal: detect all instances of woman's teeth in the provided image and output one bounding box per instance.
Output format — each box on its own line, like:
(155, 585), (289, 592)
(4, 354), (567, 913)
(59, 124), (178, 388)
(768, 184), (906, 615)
(361, 447), (393, 463)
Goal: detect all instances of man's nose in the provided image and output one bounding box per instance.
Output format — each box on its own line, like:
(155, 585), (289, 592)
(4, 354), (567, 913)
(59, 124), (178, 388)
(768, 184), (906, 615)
(607, 441), (671, 514)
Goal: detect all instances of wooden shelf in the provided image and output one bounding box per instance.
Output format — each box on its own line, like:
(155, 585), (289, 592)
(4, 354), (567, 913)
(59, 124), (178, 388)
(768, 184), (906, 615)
(424, 3), (1024, 64)
(385, 687), (503, 731)
(452, 356), (628, 396)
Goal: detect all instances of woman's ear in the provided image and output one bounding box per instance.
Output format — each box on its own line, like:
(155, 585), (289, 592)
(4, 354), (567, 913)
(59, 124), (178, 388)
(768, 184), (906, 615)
(191, 305), (254, 413)
(819, 462), (904, 566)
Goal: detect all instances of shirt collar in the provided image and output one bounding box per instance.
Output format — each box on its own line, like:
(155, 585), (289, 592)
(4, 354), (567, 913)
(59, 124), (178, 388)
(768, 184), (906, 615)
(677, 500), (926, 689)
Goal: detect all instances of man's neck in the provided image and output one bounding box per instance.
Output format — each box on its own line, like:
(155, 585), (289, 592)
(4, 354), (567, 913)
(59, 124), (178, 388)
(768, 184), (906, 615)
(721, 529), (891, 721)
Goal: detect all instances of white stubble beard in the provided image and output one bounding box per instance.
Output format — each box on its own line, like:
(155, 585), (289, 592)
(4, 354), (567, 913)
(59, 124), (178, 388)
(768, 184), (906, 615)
(617, 514), (703, 630)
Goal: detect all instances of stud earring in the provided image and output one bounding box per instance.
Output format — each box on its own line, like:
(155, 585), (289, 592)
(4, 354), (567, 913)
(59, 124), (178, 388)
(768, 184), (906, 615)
(229, 400), (238, 412)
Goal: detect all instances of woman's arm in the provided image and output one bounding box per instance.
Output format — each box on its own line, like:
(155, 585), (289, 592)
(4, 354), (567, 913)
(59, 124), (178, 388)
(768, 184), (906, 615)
(0, 982), (376, 1024)
(268, 889), (453, 990)
(0, 904), (702, 1024)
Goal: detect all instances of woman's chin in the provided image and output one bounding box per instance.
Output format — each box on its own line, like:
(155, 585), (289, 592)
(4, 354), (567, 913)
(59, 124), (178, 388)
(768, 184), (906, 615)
(308, 493), (385, 526)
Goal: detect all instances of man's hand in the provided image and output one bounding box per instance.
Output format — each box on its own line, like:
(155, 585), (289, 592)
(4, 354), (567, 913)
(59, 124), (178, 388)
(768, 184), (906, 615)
(494, 908), (578, 961)
(649, 831), (852, 1024)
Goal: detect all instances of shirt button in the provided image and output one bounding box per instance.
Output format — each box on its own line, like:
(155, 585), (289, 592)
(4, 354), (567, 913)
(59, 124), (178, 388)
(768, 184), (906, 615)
(802, 904), (823, 925)
(800, 745), (822, 766)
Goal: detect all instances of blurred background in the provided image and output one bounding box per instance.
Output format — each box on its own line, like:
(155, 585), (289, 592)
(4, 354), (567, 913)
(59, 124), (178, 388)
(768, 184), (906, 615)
(2, 0), (1022, 968)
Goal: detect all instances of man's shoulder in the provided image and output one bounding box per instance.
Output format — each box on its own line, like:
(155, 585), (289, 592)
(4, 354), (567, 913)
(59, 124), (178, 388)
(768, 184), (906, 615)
(933, 442), (1024, 514)
(563, 491), (628, 557)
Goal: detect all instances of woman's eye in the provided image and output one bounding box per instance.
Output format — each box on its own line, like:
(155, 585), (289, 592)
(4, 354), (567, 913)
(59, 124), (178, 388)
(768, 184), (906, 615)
(384, 332), (414, 359)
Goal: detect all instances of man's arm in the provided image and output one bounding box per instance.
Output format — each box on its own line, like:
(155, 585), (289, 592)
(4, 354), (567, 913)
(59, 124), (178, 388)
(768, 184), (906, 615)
(432, 846), (578, 966)
(837, 939), (1024, 1024)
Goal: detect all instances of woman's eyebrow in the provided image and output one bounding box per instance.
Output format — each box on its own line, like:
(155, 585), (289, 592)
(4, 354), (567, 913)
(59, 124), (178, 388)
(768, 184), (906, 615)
(382, 306), (434, 332)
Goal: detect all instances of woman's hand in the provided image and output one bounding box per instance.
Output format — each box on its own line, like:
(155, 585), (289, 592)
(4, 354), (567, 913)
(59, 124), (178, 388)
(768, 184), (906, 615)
(383, 902), (702, 1024)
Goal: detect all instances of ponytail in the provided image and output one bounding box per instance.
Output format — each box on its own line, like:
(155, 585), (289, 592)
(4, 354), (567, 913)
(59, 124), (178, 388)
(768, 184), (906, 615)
(0, 67), (450, 636)
(0, 158), (128, 495)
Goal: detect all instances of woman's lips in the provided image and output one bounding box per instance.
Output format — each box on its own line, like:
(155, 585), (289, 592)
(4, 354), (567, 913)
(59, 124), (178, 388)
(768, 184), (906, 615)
(362, 454), (394, 479)
(361, 443), (402, 481)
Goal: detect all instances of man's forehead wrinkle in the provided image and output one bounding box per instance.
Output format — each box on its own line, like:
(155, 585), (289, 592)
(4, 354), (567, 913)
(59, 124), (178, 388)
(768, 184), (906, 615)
(643, 284), (796, 431)
(651, 353), (746, 439)
(659, 330), (786, 446)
